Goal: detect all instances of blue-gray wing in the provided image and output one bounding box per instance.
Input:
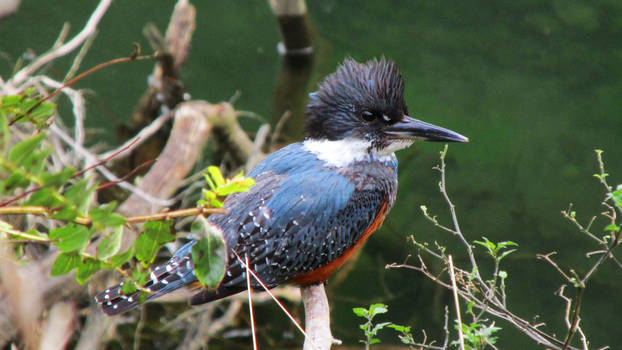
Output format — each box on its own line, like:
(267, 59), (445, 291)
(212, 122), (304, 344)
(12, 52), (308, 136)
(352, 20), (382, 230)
(190, 144), (389, 304)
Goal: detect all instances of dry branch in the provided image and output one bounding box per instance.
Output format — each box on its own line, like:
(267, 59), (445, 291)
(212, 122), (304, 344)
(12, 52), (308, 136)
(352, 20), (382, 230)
(302, 283), (338, 350)
(4, 0), (112, 92)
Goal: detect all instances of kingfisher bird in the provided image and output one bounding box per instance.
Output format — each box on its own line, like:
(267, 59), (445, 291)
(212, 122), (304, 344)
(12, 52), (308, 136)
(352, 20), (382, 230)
(95, 57), (468, 315)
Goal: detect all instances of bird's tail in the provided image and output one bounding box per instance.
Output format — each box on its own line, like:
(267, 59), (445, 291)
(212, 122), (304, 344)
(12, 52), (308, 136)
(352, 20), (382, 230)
(94, 241), (198, 316)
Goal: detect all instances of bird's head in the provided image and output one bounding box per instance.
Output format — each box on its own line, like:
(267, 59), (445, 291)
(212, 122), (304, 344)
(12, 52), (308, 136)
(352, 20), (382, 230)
(305, 58), (467, 156)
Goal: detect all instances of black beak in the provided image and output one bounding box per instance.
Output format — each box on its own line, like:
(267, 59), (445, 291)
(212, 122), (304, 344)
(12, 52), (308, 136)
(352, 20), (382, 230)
(385, 116), (468, 143)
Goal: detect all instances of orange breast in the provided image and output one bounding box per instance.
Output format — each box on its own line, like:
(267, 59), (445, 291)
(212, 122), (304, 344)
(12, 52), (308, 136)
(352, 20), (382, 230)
(291, 200), (389, 286)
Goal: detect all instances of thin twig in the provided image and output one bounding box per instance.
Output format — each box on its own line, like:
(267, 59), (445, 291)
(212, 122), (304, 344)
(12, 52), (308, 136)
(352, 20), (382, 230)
(233, 252), (318, 350)
(11, 47), (157, 125)
(0, 206), (224, 225)
(448, 255), (465, 350)
(244, 254), (258, 350)
(437, 145), (484, 285)
(96, 159), (156, 191)
(99, 110), (175, 161)
(133, 305), (147, 350)
(0, 137), (140, 208)
(49, 124), (175, 206)
(6, 0), (113, 90)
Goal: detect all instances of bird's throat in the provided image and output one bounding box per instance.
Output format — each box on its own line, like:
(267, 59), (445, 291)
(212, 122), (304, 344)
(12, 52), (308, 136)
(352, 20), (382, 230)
(303, 138), (404, 167)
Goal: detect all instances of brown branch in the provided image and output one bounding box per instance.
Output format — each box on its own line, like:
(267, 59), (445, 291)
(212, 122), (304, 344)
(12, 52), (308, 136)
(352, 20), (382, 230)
(125, 207), (225, 223)
(0, 205), (224, 226)
(96, 159), (156, 191)
(301, 284), (340, 350)
(117, 101), (213, 217)
(10, 47), (158, 125)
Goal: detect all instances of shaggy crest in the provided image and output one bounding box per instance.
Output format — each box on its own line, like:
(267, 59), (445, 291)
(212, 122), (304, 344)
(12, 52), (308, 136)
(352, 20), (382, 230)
(305, 57), (408, 140)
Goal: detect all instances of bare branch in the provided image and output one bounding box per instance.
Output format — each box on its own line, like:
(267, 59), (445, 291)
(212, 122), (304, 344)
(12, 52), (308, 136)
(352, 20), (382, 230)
(449, 255), (465, 350)
(5, 0), (112, 91)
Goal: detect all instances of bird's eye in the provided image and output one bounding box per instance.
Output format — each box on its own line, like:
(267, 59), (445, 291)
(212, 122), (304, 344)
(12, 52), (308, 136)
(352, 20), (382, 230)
(361, 111), (375, 122)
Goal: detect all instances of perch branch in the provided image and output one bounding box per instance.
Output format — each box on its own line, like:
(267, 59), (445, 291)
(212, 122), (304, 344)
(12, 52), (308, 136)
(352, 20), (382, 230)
(301, 284), (338, 350)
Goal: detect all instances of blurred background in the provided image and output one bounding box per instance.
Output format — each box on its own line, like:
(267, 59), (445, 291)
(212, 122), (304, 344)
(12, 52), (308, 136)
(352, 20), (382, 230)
(2, 0), (621, 348)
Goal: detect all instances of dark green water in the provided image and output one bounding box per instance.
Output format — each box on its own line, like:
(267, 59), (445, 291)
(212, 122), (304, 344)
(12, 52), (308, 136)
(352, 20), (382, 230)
(2, 0), (622, 348)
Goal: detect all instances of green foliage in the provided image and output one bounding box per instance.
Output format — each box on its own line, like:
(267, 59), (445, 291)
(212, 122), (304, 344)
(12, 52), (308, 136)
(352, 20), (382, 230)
(191, 216), (227, 288)
(135, 220), (175, 266)
(610, 184), (622, 209)
(49, 223), (91, 252)
(90, 202), (126, 228)
(76, 257), (102, 285)
(0, 88), (56, 129)
(1, 117), (253, 303)
(453, 321), (501, 350)
(198, 166), (255, 208)
(473, 237), (518, 263)
(107, 246), (135, 269)
(353, 303), (414, 349)
(50, 252), (81, 276)
(96, 226), (123, 259)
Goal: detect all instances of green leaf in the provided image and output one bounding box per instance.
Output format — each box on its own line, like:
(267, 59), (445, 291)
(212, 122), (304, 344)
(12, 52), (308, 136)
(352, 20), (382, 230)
(191, 216), (227, 288)
(64, 178), (96, 214)
(498, 248), (517, 261)
(121, 279), (138, 295)
(132, 268), (151, 286)
(50, 252), (81, 276)
(202, 173), (216, 191)
(208, 166), (226, 188)
(2, 170), (30, 191)
(89, 202), (126, 228)
(26, 187), (63, 207)
(369, 303), (388, 317)
(49, 223), (91, 252)
(50, 205), (80, 222)
(605, 224), (620, 232)
(21, 146), (50, 177)
(0, 112), (9, 154)
(41, 167), (76, 187)
(8, 133), (46, 166)
(135, 220), (175, 265)
(97, 226), (123, 259)
(200, 189), (223, 208)
(215, 179), (255, 196)
(106, 246), (135, 269)
(474, 237), (495, 254)
(371, 322), (392, 335)
(387, 324), (411, 333)
(610, 186), (622, 207)
(28, 101), (56, 127)
(76, 257), (101, 284)
(353, 307), (368, 318)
